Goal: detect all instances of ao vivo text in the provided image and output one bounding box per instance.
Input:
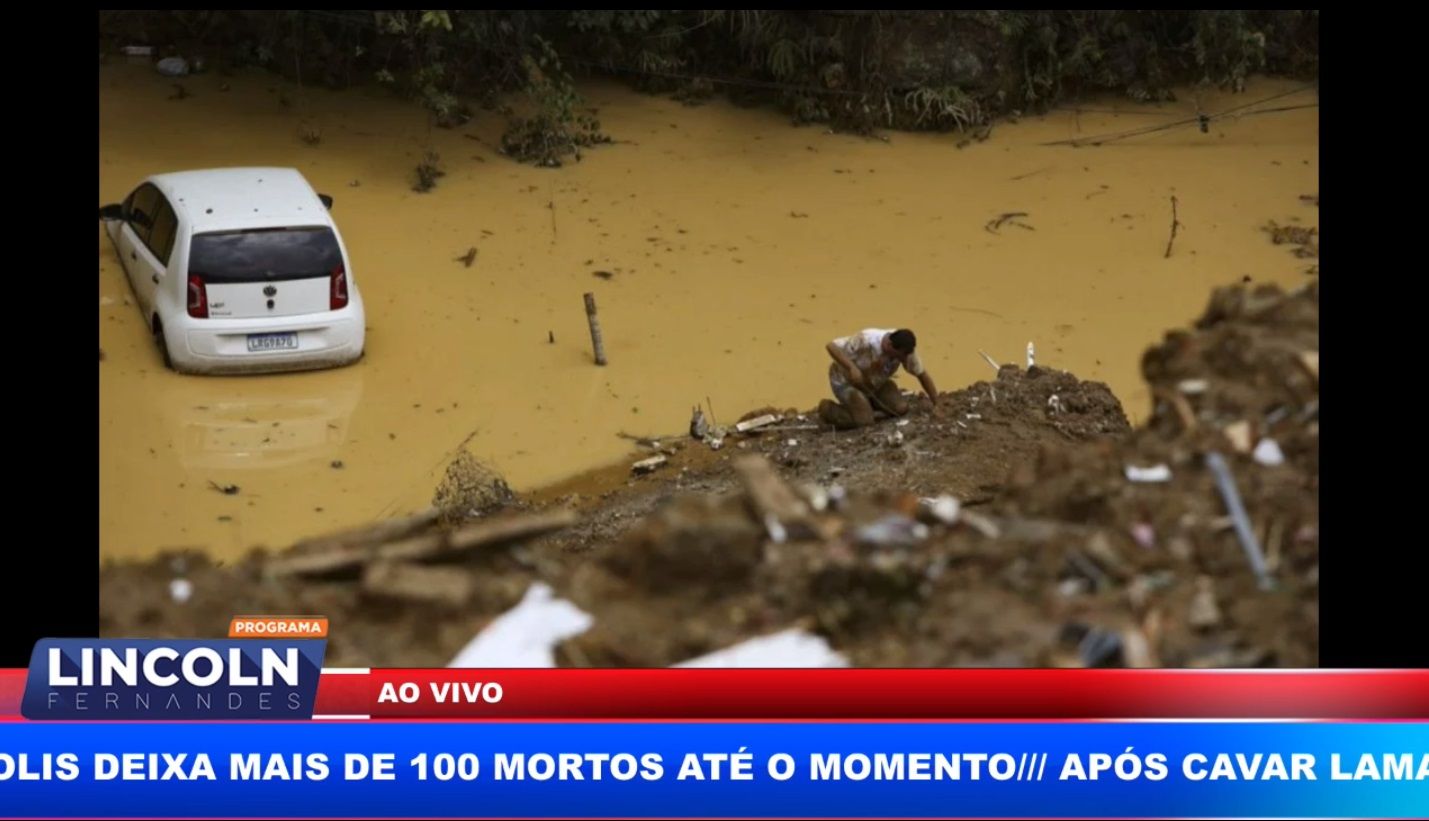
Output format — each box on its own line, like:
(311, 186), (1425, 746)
(378, 680), (503, 705)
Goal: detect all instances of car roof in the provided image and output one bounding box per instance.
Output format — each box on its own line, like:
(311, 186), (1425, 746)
(145, 168), (333, 233)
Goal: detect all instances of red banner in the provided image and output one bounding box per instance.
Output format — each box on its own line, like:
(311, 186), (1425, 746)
(312, 669), (1429, 720)
(5, 669), (1423, 721)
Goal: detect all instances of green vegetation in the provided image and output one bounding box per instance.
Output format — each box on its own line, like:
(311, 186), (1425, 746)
(101, 11), (1318, 166)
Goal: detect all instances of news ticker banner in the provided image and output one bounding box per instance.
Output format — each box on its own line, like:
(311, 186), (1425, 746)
(0, 639), (1425, 819)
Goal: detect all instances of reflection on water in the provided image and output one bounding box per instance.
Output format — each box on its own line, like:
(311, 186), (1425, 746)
(161, 373), (362, 472)
(99, 63), (1317, 560)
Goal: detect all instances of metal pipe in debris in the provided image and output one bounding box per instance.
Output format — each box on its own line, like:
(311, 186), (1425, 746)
(1205, 451), (1275, 591)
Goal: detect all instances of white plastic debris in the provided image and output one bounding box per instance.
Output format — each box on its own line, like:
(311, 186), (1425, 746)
(448, 583), (593, 668)
(1027, 341), (1035, 369)
(855, 515), (928, 547)
(1047, 394), (1062, 414)
(764, 514), (788, 545)
(673, 629), (848, 668)
(735, 414), (779, 433)
(786, 439), (798, 447)
(631, 455), (667, 474)
(156, 56), (190, 77)
(1177, 379), (1209, 395)
(800, 484), (830, 512)
(169, 578), (193, 604)
(1124, 464), (1172, 483)
(918, 495), (961, 525)
(895, 419), (910, 427)
(1253, 438), (1285, 467)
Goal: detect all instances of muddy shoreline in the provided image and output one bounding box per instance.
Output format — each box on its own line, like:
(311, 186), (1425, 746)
(101, 282), (1318, 669)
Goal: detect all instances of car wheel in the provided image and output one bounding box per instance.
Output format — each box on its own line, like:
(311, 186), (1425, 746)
(154, 321), (174, 371)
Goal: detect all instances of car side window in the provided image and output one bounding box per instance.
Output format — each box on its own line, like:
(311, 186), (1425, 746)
(126, 184), (160, 245)
(146, 195), (179, 266)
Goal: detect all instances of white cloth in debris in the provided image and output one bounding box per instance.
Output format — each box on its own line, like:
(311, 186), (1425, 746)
(673, 629), (848, 668)
(448, 582), (593, 668)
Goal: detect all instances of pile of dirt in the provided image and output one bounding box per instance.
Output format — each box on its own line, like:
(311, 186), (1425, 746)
(98, 283), (1317, 669)
(432, 450), (520, 525)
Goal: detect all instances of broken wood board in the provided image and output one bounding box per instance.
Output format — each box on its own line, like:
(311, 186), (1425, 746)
(287, 507), (440, 554)
(734, 414), (780, 433)
(362, 560), (475, 608)
(733, 455), (819, 540)
(267, 509), (578, 578)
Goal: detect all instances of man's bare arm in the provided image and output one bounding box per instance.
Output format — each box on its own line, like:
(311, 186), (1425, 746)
(826, 343), (865, 387)
(917, 371), (939, 403)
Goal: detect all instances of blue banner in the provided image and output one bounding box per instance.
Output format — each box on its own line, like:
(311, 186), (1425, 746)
(1, 721), (1425, 818)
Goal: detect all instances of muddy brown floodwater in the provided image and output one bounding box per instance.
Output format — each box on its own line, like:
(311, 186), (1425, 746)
(99, 64), (1318, 561)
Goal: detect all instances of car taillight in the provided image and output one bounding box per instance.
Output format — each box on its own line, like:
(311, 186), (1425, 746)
(330, 265), (349, 311)
(187, 275), (208, 319)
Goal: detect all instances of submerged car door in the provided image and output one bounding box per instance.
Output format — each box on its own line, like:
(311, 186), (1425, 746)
(129, 191), (179, 320)
(117, 184), (161, 316)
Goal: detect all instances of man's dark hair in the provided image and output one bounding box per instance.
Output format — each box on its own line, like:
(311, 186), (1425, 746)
(890, 329), (917, 355)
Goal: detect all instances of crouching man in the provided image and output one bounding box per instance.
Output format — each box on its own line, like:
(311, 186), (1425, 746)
(818, 328), (939, 429)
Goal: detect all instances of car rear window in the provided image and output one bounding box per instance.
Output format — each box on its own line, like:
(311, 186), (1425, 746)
(189, 227), (344, 284)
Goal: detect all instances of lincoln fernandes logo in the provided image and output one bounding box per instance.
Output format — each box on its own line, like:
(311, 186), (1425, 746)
(263, 285), (277, 297)
(22, 639), (325, 720)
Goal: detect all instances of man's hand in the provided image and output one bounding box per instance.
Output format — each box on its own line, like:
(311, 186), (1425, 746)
(846, 367), (869, 392)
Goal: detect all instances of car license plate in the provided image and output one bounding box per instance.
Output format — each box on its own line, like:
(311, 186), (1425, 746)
(247, 332), (298, 352)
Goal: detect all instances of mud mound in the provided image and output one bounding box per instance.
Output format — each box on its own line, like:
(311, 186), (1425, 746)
(558, 284), (1317, 668)
(433, 451), (519, 524)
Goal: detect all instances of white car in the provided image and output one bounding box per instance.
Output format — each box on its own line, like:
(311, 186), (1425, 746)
(99, 167), (365, 374)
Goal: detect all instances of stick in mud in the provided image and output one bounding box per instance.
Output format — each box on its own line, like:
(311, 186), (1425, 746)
(977, 350), (1000, 372)
(1164, 195), (1182, 259)
(583, 292), (607, 366)
(1205, 451), (1275, 591)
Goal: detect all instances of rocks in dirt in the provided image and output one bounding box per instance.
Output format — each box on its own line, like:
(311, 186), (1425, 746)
(156, 56), (189, 77)
(601, 495), (764, 588)
(1223, 420), (1254, 453)
(363, 561), (474, 608)
(1188, 576), (1222, 630)
(1081, 531), (1131, 581)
